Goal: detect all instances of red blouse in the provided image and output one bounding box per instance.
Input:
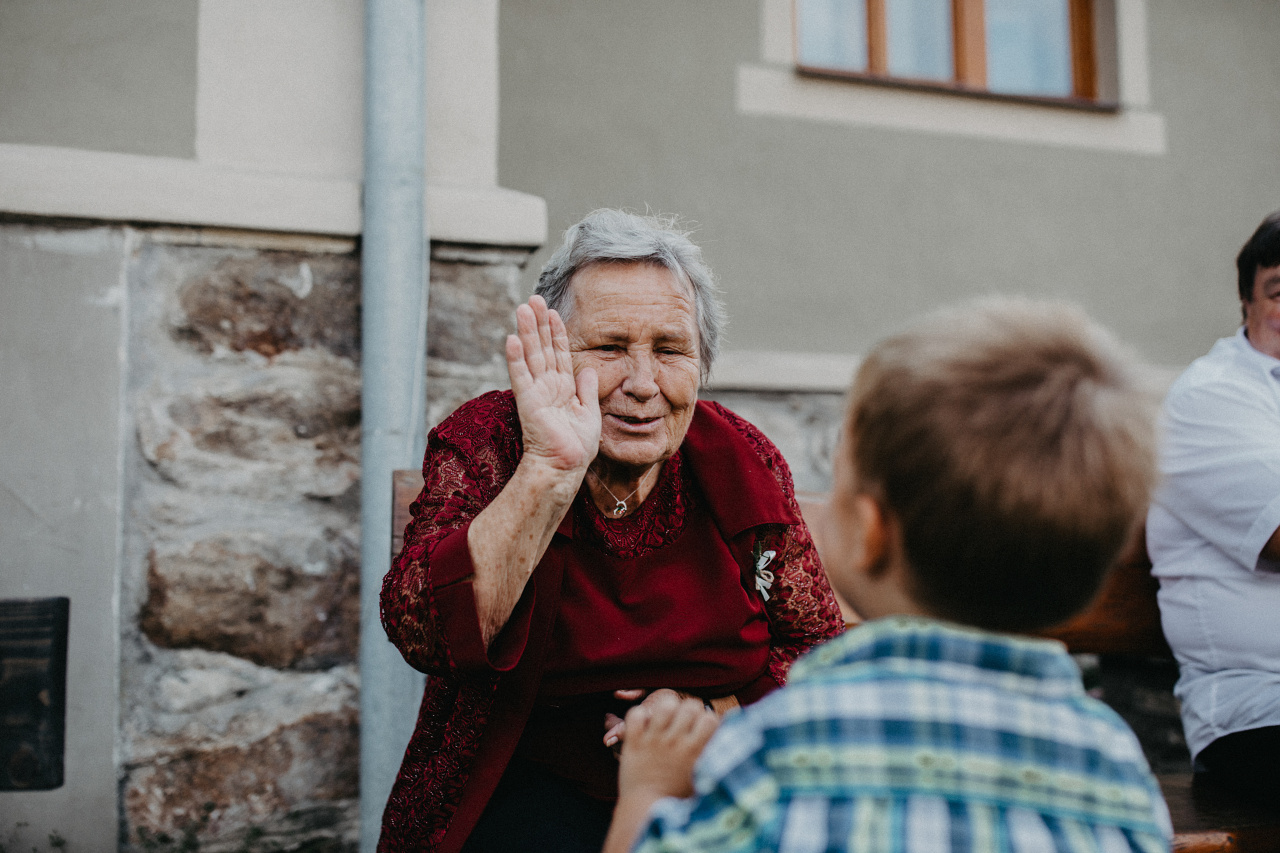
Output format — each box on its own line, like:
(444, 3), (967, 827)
(378, 391), (843, 852)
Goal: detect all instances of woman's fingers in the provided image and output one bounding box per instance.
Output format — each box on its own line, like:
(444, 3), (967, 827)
(575, 366), (599, 412)
(505, 334), (531, 390)
(550, 308), (575, 378)
(533, 296), (557, 368)
(604, 713), (625, 744)
(515, 302), (547, 377)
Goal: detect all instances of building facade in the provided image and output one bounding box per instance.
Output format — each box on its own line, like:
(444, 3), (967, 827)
(2, 0), (1277, 849)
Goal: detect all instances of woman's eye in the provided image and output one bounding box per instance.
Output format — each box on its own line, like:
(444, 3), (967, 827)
(597, 344), (621, 352)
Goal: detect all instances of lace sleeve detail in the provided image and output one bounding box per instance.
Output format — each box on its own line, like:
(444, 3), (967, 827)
(707, 403), (845, 685)
(380, 391), (522, 674)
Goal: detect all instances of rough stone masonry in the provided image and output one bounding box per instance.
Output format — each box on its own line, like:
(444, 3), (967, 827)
(119, 231), (530, 852)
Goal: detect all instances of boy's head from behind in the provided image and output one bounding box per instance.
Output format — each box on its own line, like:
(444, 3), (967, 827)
(826, 298), (1158, 634)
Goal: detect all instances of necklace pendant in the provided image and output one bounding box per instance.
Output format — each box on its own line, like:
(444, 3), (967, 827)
(612, 500), (627, 517)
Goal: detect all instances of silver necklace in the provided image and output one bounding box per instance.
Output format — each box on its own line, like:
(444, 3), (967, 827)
(588, 463), (658, 517)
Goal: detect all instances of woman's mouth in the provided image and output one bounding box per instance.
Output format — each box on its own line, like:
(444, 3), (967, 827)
(607, 413), (663, 429)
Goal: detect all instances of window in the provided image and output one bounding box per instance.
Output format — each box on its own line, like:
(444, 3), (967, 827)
(795, 0), (1102, 104)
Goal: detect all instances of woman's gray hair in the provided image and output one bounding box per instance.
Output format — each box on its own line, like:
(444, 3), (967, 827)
(535, 209), (727, 383)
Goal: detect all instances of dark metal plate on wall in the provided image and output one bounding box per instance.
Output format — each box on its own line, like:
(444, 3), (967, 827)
(0, 597), (69, 790)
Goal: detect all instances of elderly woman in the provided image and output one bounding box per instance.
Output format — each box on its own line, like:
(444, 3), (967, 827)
(379, 209), (843, 853)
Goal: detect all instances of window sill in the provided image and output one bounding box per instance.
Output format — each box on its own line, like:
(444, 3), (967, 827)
(736, 63), (1165, 155)
(796, 65), (1120, 113)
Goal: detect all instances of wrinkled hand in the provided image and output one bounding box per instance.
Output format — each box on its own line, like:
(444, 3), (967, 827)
(506, 296), (600, 476)
(617, 692), (719, 801)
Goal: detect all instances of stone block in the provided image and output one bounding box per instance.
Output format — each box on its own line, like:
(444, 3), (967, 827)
(123, 710), (358, 852)
(140, 534), (359, 670)
(427, 245), (526, 370)
(117, 234), (535, 851)
(136, 349), (361, 500)
(122, 650), (358, 764)
(425, 363), (510, 430)
(174, 253), (360, 360)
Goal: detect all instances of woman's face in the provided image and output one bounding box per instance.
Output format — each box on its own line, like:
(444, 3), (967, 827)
(565, 262), (702, 472)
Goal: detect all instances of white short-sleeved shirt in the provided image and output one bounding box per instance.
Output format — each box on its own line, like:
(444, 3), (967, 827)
(1148, 327), (1280, 762)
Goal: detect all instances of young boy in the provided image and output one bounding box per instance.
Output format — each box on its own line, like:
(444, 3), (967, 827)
(604, 298), (1173, 853)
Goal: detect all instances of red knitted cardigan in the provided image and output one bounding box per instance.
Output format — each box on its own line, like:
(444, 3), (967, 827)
(378, 391), (843, 852)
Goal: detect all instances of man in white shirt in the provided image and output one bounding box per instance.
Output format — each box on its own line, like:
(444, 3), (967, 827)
(1148, 210), (1280, 803)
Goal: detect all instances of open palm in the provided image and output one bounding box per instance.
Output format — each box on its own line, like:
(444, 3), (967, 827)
(506, 296), (600, 475)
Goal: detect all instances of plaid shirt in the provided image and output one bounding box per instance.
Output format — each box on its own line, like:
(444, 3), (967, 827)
(635, 617), (1172, 853)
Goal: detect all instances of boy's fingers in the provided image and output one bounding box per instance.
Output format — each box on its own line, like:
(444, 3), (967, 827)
(694, 709), (721, 744)
(675, 698), (708, 732)
(624, 703), (650, 735)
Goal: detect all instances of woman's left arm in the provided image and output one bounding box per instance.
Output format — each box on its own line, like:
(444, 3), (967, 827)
(715, 406), (845, 690)
(758, 512), (844, 686)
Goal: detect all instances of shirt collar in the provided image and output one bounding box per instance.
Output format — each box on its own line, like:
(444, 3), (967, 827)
(1231, 325), (1280, 379)
(790, 616), (1083, 699)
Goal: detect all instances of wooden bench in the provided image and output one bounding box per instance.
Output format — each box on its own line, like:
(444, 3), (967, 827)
(391, 471), (1280, 852)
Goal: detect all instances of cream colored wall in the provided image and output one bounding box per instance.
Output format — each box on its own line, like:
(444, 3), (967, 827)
(0, 0), (198, 157)
(0, 226), (129, 848)
(498, 0), (1280, 384)
(0, 0), (545, 246)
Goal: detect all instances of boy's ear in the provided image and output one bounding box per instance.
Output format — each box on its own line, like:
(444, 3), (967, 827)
(854, 494), (893, 579)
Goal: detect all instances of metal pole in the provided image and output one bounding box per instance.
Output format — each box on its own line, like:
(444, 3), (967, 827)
(360, 1), (428, 850)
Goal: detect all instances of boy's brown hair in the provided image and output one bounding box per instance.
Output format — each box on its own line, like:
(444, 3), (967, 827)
(846, 298), (1158, 633)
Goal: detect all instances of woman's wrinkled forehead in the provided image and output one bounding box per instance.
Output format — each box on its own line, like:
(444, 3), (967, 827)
(564, 262), (699, 340)
(566, 260), (694, 314)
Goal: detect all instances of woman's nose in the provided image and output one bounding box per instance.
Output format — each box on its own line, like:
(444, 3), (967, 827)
(623, 352), (660, 399)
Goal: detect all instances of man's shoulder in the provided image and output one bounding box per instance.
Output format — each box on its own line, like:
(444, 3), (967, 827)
(1165, 333), (1277, 412)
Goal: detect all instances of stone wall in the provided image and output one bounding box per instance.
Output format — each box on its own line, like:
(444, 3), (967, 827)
(118, 230), (531, 852)
(700, 389), (845, 495)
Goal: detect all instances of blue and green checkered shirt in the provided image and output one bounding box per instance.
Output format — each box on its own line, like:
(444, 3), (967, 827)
(635, 617), (1172, 853)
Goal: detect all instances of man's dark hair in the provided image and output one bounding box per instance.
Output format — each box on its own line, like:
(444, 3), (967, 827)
(1237, 211), (1280, 303)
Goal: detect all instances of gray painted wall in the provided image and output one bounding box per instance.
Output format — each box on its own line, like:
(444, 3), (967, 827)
(0, 0), (198, 157)
(0, 225), (126, 846)
(498, 0), (1280, 369)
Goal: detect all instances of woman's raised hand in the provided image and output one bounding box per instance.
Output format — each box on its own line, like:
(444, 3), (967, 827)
(506, 295), (600, 476)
